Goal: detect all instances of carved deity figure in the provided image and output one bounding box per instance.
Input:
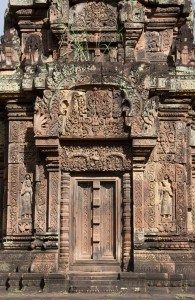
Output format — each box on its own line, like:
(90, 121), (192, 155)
(20, 174), (33, 218)
(181, 46), (189, 65)
(109, 47), (117, 62)
(119, 0), (132, 23)
(24, 34), (41, 65)
(159, 176), (173, 218)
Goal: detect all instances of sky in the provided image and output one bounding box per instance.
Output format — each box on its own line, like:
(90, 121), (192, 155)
(0, 0), (8, 36)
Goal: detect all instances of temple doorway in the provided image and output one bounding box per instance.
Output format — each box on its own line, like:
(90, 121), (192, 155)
(69, 175), (121, 272)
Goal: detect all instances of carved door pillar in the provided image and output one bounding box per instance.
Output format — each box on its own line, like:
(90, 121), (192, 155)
(35, 137), (60, 239)
(132, 137), (157, 269)
(122, 173), (132, 271)
(45, 156), (60, 234)
(0, 113), (6, 244)
(133, 162), (145, 248)
(191, 151), (195, 235)
(59, 172), (70, 272)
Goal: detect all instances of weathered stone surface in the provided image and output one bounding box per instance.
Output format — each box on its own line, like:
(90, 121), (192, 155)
(0, 0), (194, 293)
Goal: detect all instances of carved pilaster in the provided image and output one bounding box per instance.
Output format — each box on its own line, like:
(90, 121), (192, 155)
(59, 172), (70, 271)
(35, 162), (47, 234)
(5, 101), (35, 245)
(122, 173), (131, 271)
(133, 164), (145, 248)
(34, 135), (60, 251)
(191, 152), (195, 235)
(45, 156), (60, 233)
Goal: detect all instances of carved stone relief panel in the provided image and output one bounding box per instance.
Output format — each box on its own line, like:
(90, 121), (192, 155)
(145, 32), (160, 52)
(49, 0), (69, 25)
(18, 174), (33, 234)
(35, 162), (47, 233)
(60, 142), (132, 172)
(60, 89), (128, 138)
(119, 0), (144, 24)
(156, 165), (176, 233)
(144, 162), (157, 232)
(144, 119), (188, 235)
(35, 89), (130, 138)
(8, 119), (36, 235)
(69, 2), (117, 30)
(160, 29), (173, 54)
(158, 121), (186, 163)
(22, 33), (42, 65)
(48, 172), (59, 233)
(133, 170), (144, 248)
(176, 24), (194, 65)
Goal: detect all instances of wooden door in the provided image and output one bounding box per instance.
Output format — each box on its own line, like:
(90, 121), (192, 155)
(71, 177), (121, 268)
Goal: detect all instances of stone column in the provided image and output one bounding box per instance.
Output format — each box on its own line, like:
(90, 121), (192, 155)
(122, 173), (131, 271)
(59, 172), (70, 272)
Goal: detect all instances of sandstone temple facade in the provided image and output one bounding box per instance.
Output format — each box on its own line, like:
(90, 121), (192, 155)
(0, 0), (194, 292)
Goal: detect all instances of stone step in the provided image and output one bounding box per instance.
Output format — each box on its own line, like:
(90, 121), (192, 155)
(69, 284), (120, 293)
(68, 273), (119, 281)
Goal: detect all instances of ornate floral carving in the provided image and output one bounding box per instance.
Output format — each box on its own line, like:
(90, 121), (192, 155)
(49, 172), (59, 232)
(69, 2), (117, 29)
(36, 163), (47, 233)
(60, 143), (132, 172)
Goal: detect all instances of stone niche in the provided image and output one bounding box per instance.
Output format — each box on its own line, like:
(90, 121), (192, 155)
(0, 0), (194, 293)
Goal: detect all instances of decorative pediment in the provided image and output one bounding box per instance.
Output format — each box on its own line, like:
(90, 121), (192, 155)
(69, 2), (117, 30)
(34, 63), (158, 139)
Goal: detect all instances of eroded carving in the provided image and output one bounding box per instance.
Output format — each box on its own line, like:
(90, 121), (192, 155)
(20, 174), (33, 219)
(61, 143), (132, 172)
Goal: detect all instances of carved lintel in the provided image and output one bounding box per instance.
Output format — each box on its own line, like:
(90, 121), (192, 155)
(35, 137), (59, 152)
(132, 137), (157, 162)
